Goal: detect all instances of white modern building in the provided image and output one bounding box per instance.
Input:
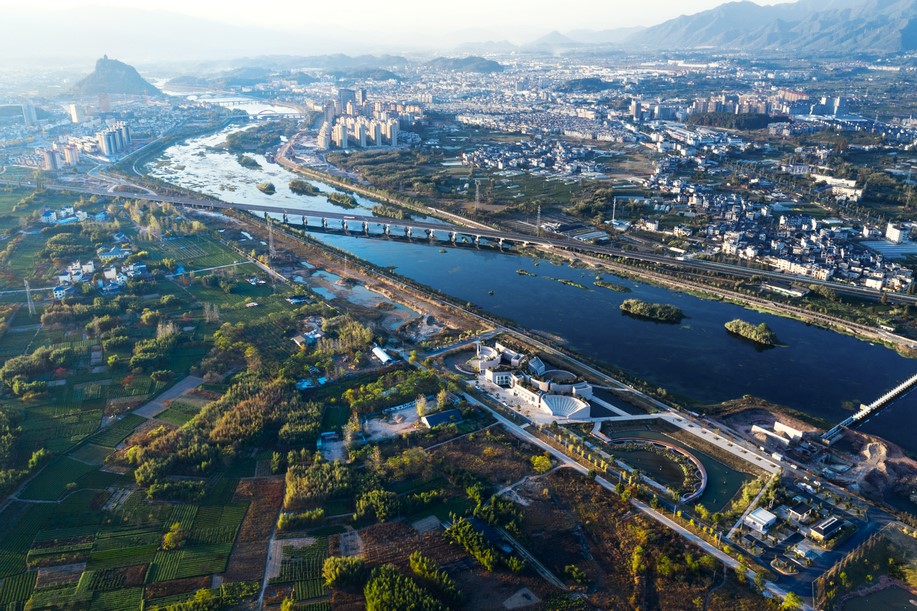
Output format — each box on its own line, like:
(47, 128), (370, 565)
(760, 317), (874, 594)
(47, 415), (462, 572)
(744, 508), (777, 533)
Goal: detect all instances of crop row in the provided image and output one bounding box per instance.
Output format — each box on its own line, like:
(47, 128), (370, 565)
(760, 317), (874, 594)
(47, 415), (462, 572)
(0, 570), (37, 605)
(293, 578), (326, 601)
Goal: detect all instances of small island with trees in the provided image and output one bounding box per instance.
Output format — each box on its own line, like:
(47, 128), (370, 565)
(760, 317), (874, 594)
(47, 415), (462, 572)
(328, 191), (358, 208)
(595, 280), (631, 293)
(619, 299), (684, 323)
(371, 204), (411, 220)
(236, 154), (261, 170)
(289, 179), (320, 196)
(724, 319), (780, 346)
(256, 182), (276, 195)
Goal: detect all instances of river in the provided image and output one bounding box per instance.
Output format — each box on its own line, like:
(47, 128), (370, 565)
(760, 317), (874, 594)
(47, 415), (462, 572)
(147, 125), (917, 455)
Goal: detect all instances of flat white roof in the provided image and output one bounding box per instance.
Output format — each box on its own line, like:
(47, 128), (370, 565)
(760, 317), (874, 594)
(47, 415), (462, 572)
(372, 346), (393, 364)
(746, 508), (777, 524)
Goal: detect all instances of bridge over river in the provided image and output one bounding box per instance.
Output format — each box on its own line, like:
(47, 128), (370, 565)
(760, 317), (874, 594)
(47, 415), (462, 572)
(3, 176), (917, 310)
(822, 371), (917, 443)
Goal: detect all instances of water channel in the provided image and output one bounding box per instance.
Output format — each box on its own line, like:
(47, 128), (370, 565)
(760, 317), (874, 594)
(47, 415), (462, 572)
(148, 124), (917, 455)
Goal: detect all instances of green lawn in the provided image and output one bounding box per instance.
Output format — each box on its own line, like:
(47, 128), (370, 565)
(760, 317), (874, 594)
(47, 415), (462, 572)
(69, 443), (113, 466)
(156, 400), (202, 426)
(87, 414), (146, 448)
(18, 457), (98, 501)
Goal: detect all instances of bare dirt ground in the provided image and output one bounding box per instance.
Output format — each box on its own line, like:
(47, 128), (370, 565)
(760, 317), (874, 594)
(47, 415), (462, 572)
(836, 431), (917, 505)
(720, 406), (820, 439)
(722, 405), (917, 509)
(35, 563), (85, 589)
(363, 407), (420, 441)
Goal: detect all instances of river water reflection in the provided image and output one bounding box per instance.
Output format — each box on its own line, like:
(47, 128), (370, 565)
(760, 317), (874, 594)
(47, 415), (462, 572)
(151, 127), (917, 454)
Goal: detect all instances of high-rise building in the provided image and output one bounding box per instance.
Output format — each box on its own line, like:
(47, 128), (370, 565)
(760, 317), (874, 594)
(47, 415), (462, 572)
(338, 88), (356, 114)
(323, 101), (336, 123)
(97, 130), (120, 156)
(371, 122), (383, 146)
(41, 149), (58, 171)
(332, 123), (348, 148)
(115, 122), (131, 146)
(356, 88), (367, 105)
(355, 123), (366, 148)
(63, 145), (80, 166)
(21, 101), (37, 127)
(317, 122), (332, 150)
(68, 104), (85, 123)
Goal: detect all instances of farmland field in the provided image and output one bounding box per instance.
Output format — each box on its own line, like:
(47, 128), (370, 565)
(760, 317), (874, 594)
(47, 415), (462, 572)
(18, 457), (97, 501)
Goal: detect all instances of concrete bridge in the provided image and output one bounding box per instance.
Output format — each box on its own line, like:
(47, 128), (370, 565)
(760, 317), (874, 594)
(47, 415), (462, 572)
(276, 210), (523, 249)
(822, 371), (917, 443)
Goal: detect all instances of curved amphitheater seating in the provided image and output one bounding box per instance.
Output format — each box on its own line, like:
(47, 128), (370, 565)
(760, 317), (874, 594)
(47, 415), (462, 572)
(541, 394), (590, 419)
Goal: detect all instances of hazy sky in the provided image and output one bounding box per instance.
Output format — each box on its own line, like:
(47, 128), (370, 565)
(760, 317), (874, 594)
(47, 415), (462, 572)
(0, 0), (802, 62)
(3, 0), (794, 36)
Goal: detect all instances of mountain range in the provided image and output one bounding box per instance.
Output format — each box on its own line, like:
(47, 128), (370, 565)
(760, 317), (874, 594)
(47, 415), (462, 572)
(3, 1), (917, 62)
(624, 0), (917, 54)
(461, 0), (917, 55)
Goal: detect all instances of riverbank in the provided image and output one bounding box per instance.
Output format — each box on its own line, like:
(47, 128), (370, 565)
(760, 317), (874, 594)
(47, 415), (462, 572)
(276, 128), (917, 356)
(516, 243), (917, 358)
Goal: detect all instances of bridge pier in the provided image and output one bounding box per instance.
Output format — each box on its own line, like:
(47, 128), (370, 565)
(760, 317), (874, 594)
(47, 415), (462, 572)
(450, 231), (457, 244)
(321, 218), (328, 229)
(474, 235), (482, 247)
(341, 219), (348, 234)
(426, 229), (435, 241)
(383, 224), (391, 236)
(406, 227), (413, 239)
(363, 221), (369, 234)
(282, 213), (288, 224)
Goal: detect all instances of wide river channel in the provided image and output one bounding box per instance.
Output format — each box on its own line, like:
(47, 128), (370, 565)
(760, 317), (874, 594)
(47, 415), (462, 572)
(149, 123), (917, 455)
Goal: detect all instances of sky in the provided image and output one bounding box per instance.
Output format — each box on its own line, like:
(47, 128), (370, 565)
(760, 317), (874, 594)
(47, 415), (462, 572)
(1, 0), (794, 38)
(0, 0), (800, 63)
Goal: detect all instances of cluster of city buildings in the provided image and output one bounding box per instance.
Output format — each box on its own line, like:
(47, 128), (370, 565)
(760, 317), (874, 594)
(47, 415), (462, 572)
(313, 88), (422, 150)
(645, 175), (915, 290)
(462, 137), (600, 177)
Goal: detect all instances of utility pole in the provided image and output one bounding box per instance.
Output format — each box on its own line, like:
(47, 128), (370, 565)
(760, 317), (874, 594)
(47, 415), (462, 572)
(24, 280), (35, 316)
(474, 179), (481, 214)
(268, 216), (276, 263)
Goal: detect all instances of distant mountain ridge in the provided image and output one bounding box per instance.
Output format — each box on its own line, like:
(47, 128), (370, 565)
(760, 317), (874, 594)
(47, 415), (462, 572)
(72, 55), (161, 96)
(626, 0), (917, 54)
(424, 56), (504, 73)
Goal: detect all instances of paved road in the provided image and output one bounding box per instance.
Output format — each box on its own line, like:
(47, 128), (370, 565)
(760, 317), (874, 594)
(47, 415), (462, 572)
(133, 375), (205, 418)
(461, 390), (811, 610)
